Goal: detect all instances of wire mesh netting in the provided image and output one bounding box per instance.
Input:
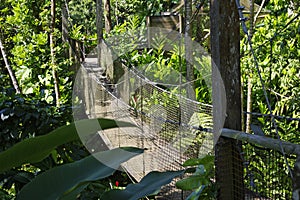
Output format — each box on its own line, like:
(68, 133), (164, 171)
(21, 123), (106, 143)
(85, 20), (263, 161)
(74, 61), (299, 199)
(68, 18), (300, 199)
(96, 66), (212, 168)
(74, 60), (215, 198)
(242, 114), (298, 199)
(70, 39), (300, 199)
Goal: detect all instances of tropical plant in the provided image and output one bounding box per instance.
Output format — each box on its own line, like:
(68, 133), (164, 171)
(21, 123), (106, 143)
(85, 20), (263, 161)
(176, 155), (216, 200)
(0, 116), (186, 199)
(0, 0), (73, 104)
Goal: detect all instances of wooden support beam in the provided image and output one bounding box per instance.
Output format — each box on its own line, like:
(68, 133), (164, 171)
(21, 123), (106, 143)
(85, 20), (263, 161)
(221, 128), (300, 156)
(210, 0), (244, 199)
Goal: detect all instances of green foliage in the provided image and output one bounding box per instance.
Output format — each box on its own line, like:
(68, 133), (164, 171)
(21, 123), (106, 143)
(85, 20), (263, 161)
(111, 0), (181, 24)
(16, 147), (144, 200)
(0, 115), (184, 199)
(102, 170), (184, 200)
(241, 0), (300, 124)
(0, 112), (140, 199)
(1, 0), (73, 103)
(68, 0), (96, 35)
(0, 118), (135, 173)
(240, 0), (299, 198)
(1, 0), (298, 198)
(0, 89), (75, 195)
(176, 155), (216, 200)
(0, 89), (72, 152)
(0, 189), (13, 200)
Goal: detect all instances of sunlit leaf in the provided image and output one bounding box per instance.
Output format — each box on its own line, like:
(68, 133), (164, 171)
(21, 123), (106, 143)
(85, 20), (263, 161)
(183, 155), (214, 167)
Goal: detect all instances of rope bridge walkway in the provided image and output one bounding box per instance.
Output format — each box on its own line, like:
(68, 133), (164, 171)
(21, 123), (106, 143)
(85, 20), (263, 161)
(73, 53), (300, 199)
(79, 57), (214, 182)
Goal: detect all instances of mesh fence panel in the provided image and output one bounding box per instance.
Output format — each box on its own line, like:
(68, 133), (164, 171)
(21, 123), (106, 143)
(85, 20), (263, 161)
(82, 64), (214, 198)
(242, 115), (297, 199)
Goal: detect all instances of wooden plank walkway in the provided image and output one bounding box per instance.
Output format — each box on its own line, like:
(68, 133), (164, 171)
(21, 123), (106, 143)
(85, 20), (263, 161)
(82, 57), (188, 182)
(92, 98), (186, 182)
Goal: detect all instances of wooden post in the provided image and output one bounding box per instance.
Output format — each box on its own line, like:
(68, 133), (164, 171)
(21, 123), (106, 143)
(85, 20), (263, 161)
(184, 0), (194, 90)
(104, 0), (112, 34)
(210, 0), (244, 199)
(96, 0), (103, 70)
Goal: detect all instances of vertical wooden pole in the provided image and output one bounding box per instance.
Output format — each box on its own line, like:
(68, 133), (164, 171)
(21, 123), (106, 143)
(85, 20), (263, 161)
(245, 0), (254, 134)
(210, 0), (244, 199)
(96, 0), (103, 70)
(184, 0), (194, 97)
(50, 0), (60, 107)
(104, 0), (112, 34)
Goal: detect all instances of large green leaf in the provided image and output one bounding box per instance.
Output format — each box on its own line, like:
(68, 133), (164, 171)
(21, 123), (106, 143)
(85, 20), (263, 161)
(183, 155), (214, 168)
(101, 170), (184, 200)
(0, 118), (135, 173)
(176, 175), (209, 190)
(59, 182), (90, 200)
(16, 147), (144, 200)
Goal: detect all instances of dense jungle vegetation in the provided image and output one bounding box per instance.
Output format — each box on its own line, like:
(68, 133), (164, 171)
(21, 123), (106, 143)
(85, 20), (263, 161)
(0, 0), (299, 199)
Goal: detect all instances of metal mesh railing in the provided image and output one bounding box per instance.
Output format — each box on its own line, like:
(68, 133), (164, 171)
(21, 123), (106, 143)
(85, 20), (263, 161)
(78, 59), (299, 199)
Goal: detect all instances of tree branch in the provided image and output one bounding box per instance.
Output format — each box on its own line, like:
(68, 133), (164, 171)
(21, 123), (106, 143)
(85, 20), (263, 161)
(0, 37), (21, 94)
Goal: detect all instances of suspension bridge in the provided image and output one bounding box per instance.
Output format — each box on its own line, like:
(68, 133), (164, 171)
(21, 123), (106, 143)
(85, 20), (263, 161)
(72, 41), (215, 198)
(72, 36), (300, 199)
(68, 0), (300, 198)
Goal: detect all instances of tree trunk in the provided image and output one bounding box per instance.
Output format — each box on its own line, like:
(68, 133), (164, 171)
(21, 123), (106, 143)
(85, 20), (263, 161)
(96, 0), (103, 71)
(210, 0), (244, 199)
(114, 0), (119, 26)
(62, 0), (69, 58)
(50, 0), (60, 107)
(0, 37), (21, 94)
(184, 0), (194, 99)
(249, 0), (254, 39)
(245, 78), (252, 133)
(104, 0), (112, 34)
(246, 0), (254, 133)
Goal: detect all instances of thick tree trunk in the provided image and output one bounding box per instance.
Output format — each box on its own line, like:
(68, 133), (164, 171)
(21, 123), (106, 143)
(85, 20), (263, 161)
(210, 0), (244, 199)
(50, 0), (60, 107)
(104, 0), (112, 34)
(0, 37), (21, 94)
